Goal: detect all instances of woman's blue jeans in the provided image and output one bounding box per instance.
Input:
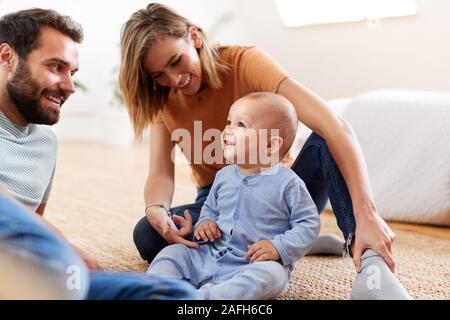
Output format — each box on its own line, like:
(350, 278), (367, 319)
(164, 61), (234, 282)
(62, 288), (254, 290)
(0, 193), (198, 300)
(133, 133), (357, 263)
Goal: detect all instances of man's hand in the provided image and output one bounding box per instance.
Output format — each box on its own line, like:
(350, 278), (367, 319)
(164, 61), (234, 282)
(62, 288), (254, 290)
(353, 212), (396, 273)
(245, 240), (280, 263)
(194, 220), (221, 242)
(73, 245), (103, 271)
(148, 208), (199, 248)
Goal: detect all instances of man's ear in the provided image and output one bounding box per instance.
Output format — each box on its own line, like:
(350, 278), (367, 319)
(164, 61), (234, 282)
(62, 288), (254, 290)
(188, 26), (203, 49)
(0, 44), (16, 72)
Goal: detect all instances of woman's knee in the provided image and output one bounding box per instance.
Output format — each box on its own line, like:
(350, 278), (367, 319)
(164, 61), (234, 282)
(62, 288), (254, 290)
(293, 132), (331, 169)
(305, 132), (329, 151)
(133, 217), (168, 263)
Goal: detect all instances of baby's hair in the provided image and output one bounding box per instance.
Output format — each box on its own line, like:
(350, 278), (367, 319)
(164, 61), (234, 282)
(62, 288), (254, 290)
(241, 92), (298, 158)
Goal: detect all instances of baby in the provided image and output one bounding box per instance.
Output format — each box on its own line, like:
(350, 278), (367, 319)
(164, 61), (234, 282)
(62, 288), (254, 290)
(147, 92), (320, 300)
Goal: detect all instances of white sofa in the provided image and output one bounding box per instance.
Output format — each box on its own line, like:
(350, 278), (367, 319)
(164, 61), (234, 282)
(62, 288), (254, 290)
(293, 90), (450, 226)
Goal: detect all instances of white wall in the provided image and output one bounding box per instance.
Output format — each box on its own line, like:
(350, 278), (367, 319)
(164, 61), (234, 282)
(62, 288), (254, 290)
(1, 0), (237, 143)
(224, 0), (450, 99)
(2, 0), (449, 142)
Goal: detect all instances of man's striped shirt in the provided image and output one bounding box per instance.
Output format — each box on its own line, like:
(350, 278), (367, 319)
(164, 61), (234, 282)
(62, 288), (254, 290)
(0, 111), (56, 212)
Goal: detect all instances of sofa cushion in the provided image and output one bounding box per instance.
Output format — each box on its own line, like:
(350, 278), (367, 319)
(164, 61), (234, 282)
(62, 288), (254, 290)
(343, 90), (450, 226)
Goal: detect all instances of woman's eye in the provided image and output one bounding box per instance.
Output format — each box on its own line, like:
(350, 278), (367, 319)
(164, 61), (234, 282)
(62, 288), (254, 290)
(226, 120), (231, 125)
(170, 57), (181, 67)
(238, 122), (246, 128)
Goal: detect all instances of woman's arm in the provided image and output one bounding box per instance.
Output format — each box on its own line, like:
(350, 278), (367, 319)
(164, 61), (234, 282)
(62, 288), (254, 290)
(145, 123), (199, 248)
(36, 203), (46, 216)
(145, 123), (176, 214)
(277, 77), (396, 272)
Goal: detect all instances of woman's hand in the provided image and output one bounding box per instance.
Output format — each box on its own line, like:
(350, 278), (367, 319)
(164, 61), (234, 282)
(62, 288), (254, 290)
(147, 208), (199, 248)
(245, 240), (280, 263)
(353, 211), (396, 273)
(194, 220), (221, 242)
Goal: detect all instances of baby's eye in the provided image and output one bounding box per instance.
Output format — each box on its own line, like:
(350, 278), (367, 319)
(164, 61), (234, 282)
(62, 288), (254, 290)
(237, 122), (246, 128)
(226, 120), (231, 126)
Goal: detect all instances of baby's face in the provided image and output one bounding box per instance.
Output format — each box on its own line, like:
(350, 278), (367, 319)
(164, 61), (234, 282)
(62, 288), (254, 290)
(222, 99), (275, 166)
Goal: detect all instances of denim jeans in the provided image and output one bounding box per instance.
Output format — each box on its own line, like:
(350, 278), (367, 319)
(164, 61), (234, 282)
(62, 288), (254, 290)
(0, 194), (198, 300)
(133, 133), (356, 263)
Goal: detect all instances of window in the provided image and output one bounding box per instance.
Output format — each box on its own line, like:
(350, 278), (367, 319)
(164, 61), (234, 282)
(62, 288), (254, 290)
(275, 0), (417, 27)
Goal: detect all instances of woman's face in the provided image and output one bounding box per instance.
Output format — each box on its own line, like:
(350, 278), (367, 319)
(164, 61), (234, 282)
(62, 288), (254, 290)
(143, 34), (202, 96)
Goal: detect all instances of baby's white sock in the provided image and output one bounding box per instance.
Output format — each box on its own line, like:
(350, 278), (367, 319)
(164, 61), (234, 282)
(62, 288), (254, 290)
(306, 233), (345, 256)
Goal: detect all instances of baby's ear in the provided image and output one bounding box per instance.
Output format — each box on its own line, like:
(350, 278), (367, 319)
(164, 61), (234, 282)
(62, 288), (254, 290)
(267, 136), (283, 155)
(262, 136), (283, 166)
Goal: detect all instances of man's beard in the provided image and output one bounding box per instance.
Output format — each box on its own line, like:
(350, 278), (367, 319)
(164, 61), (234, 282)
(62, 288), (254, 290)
(6, 61), (67, 125)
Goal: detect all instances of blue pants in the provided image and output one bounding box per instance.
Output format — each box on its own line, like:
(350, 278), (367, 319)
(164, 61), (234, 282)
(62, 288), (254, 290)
(0, 194), (198, 300)
(134, 133), (357, 262)
(148, 243), (289, 300)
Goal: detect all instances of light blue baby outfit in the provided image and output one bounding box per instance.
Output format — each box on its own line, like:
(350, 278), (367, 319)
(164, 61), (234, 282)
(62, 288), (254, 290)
(148, 164), (320, 299)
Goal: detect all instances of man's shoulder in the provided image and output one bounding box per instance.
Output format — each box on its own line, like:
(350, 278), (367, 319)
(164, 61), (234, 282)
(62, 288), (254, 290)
(0, 123), (57, 148)
(31, 125), (57, 143)
(25, 125), (58, 156)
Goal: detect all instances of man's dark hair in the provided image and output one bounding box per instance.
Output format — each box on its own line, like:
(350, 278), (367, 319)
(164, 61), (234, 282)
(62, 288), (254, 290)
(0, 8), (83, 59)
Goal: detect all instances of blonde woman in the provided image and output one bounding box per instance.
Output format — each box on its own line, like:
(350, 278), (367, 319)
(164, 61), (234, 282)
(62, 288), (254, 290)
(119, 3), (411, 299)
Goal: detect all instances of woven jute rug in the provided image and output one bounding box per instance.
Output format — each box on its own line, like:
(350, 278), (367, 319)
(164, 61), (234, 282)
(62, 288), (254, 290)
(45, 142), (450, 300)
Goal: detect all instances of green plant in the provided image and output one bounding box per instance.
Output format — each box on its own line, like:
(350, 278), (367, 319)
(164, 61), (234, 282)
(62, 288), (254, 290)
(208, 11), (235, 41)
(110, 66), (124, 107)
(74, 80), (88, 92)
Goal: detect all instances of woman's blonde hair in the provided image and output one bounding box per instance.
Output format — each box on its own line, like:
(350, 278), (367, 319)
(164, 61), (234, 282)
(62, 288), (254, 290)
(119, 3), (229, 139)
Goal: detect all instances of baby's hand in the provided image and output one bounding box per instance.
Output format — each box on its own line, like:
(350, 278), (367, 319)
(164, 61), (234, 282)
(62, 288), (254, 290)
(245, 240), (280, 263)
(194, 220), (222, 242)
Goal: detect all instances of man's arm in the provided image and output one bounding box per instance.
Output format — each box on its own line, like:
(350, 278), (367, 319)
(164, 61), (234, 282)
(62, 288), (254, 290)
(36, 208), (103, 271)
(1, 192), (66, 240)
(0, 187), (9, 197)
(36, 203), (46, 216)
(1, 190), (101, 271)
(35, 202), (102, 271)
